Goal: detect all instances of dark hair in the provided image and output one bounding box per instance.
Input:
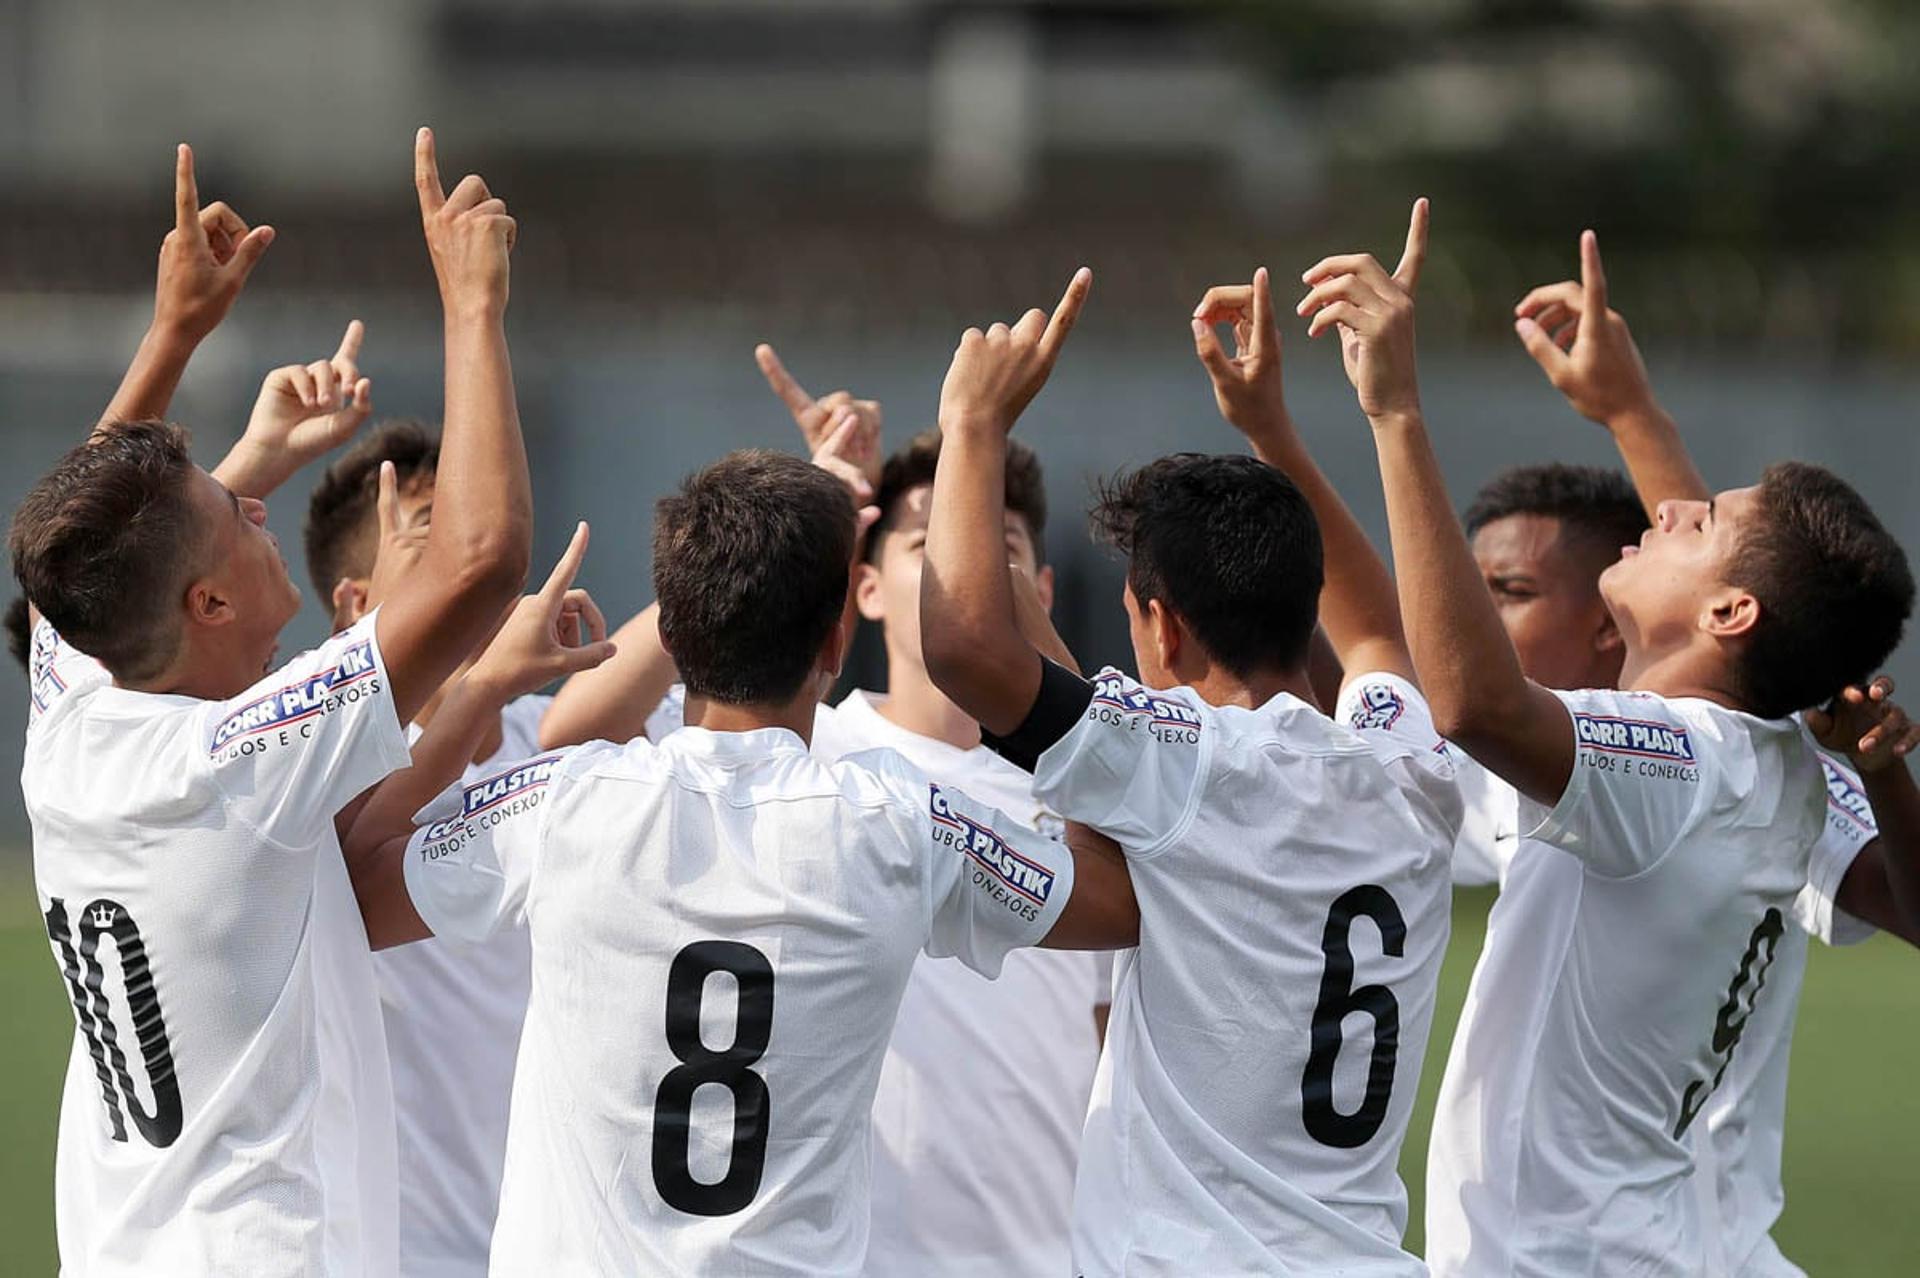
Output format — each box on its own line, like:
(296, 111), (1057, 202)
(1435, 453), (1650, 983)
(8, 420), (208, 680)
(1464, 464), (1648, 565)
(5, 595), (30, 673)
(304, 419), (441, 595)
(867, 428), (1048, 564)
(1089, 453), (1322, 676)
(1725, 462), (1913, 719)
(654, 450), (858, 705)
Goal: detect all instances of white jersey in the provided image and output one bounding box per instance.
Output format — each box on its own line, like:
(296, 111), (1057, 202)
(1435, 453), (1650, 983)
(1034, 669), (1461, 1277)
(374, 693), (549, 1278)
(809, 690), (1105, 1278)
(1699, 755), (1876, 1277)
(402, 725), (1075, 1276)
(1425, 688), (1825, 1277)
(24, 614), (410, 1277)
(1449, 756), (1519, 888)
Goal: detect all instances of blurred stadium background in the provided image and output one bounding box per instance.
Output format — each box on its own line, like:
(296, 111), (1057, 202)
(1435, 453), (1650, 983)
(2, 1), (1919, 1271)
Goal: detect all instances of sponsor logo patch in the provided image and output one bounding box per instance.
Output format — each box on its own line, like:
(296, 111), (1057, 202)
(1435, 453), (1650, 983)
(460, 753), (564, 819)
(930, 783), (1056, 906)
(1090, 673), (1204, 731)
(1822, 759), (1877, 832)
(208, 639), (379, 751)
(1571, 712), (1696, 763)
(1348, 683), (1406, 731)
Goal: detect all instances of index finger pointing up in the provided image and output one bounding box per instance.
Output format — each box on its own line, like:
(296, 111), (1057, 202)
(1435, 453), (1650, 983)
(1039, 267), (1093, 363)
(1579, 229), (1608, 326)
(334, 319), (365, 367)
(1393, 197), (1430, 291)
(174, 144), (206, 243)
(541, 522), (592, 600)
(414, 127), (445, 216)
(754, 344), (816, 416)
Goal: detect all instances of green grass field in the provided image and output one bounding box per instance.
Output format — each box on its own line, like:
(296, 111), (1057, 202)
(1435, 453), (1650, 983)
(1, 883), (1915, 1274)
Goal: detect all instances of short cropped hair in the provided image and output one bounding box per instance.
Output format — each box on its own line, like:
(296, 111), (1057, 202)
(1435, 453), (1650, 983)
(1089, 453), (1323, 676)
(304, 419), (441, 595)
(1464, 464), (1649, 565)
(9, 421), (208, 680)
(654, 450), (858, 705)
(1725, 462), (1913, 719)
(5, 595), (30, 672)
(869, 428), (1048, 563)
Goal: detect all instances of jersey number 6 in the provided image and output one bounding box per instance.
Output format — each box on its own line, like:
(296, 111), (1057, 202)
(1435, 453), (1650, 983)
(1301, 884), (1406, 1149)
(652, 940), (775, 1216)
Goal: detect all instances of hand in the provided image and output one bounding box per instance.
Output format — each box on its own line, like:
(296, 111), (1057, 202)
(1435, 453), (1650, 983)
(362, 461), (433, 609)
(811, 410), (882, 534)
(153, 144), (275, 341)
(1806, 677), (1920, 774)
(1513, 231), (1660, 428)
(1192, 267), (1289, 440)
(470, 522), (616, 700)
(1298, 198), (1428, 420)
(414, 127), (516, 319)
(241, 321), (374, 468)
(756, 345), (884, 488)
(938, 268), (1091, 435)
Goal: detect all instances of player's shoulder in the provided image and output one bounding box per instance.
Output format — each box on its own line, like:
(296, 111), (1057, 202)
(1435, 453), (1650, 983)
(828, 745), (936, 813)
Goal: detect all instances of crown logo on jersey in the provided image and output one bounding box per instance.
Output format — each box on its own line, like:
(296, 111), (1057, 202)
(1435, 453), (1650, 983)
(89, 904), (118, 930)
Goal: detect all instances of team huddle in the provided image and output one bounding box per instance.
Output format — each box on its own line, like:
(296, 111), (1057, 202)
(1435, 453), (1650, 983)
(11, 132), (1918, 1277)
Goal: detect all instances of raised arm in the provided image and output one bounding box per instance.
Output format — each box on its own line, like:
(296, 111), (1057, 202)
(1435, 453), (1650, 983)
(1299, 202), (1574, 805)
(920, 269), (1091, 736)
(1809, 678), (1920, 947)
(102, 145), (275, 430)
(213, 320), (373, 499)
(373, 128), (534, 725)
(1513, 232), (1709, 516)
(345, 524), (614, 948)
(1193, 260), (1412, 683)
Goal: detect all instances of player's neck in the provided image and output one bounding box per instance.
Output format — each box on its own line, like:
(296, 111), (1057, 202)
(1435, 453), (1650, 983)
(118, 633), (258, 701)
(1180, 663), (1316, 712)
(684, 693), (821, 746)
(1617, 642), (1749, 714)
(874, 652), (981, 750)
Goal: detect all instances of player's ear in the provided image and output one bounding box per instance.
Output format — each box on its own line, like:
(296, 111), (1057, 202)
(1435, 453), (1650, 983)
(1033, 563), (1056, 613)
(818, 607), (851, 683)
(853, 562), (885, 623)
(1701, 588), (1761, 640)
(330, 577), (371, 631)
(1146, 596), (1180, 673)
(185, 578), (235, 630)
(1593, 604), (1624, 654)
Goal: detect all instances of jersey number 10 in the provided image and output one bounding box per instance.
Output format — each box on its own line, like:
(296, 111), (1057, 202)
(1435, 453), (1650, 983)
(652, 940), (776, 1216)
(43, 897), (183, 1148)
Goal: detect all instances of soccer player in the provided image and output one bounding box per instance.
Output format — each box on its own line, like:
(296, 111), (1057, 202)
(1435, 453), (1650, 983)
(1498, 239), (1920, 1275)
(1318, 206), (1918, 1274)
(301, 417), (670, 1277)
(921, 267), (1462, 1274)
(13, 131), (534, 1275)
(760, 348), (1108, 1278)
(1453, 464), (1648, 884)
(363, 436), (1138, 1274)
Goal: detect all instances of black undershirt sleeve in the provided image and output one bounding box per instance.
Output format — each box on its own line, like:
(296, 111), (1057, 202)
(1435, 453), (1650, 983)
(980, 657), (1096, 773)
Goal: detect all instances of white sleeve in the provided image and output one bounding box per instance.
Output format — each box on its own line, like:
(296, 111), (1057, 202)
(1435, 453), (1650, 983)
(1335, 671), (1446, 753)
(1029, 668), (1213, 856)
(1523, 688), (1708, 880)
(923, 780), (1075, 978)
(200, 611), (411, 843)
(1794, 757), (1878, 946)
(27, 620), (110, 726)
(403, 742), (608, 942)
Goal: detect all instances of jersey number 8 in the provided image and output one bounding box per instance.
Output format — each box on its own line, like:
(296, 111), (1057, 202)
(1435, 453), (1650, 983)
(652, 940), (776, 1216)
